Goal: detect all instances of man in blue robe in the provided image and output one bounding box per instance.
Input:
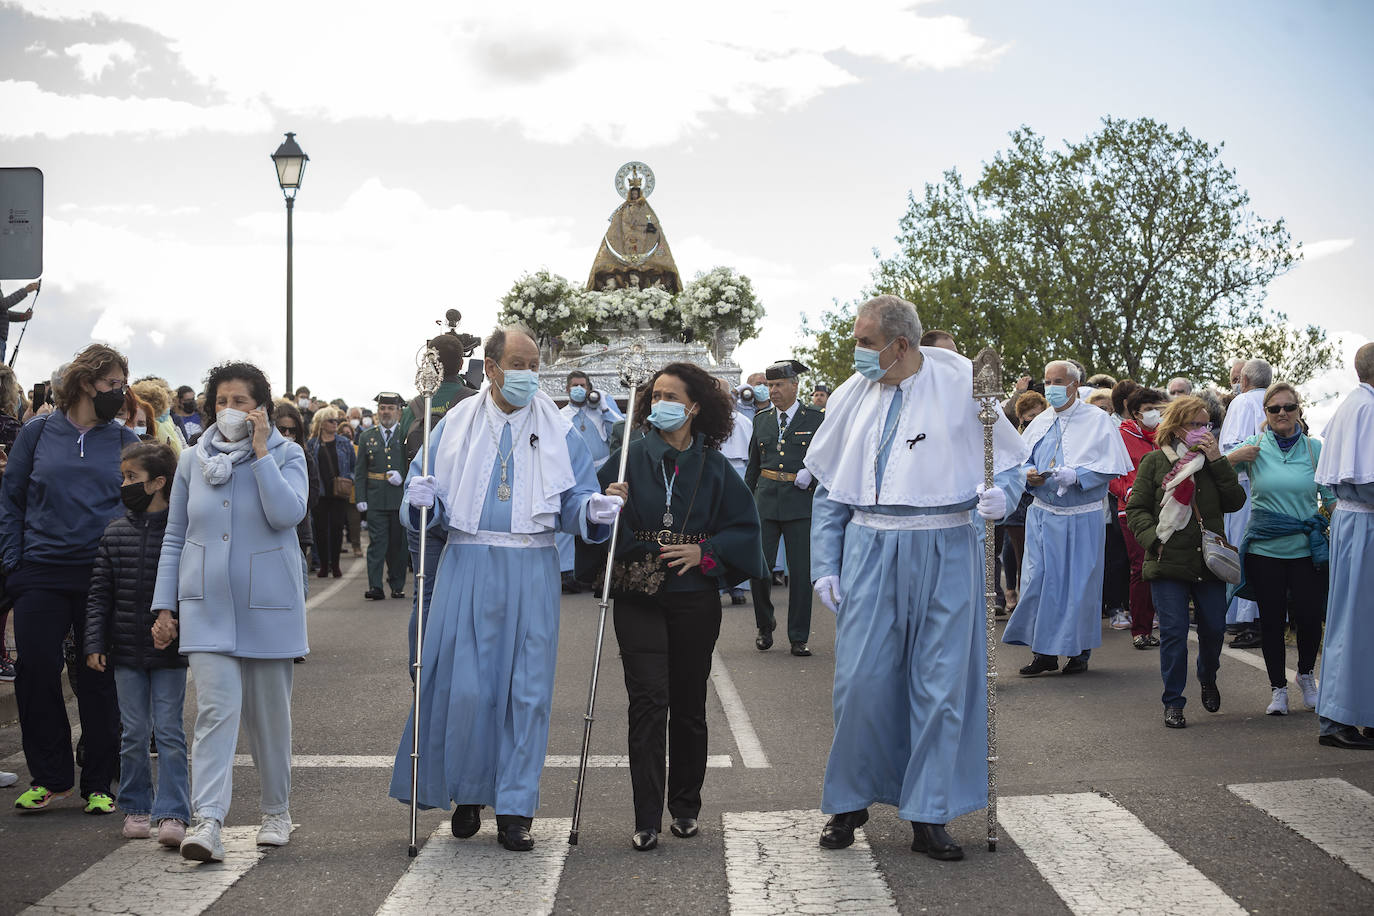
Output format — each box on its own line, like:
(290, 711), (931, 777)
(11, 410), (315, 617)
(389, 325), (621, 851)
(556, 370), (622, 593)
(805, 295), (1028, 861)
(1004, 360), (1132, 676)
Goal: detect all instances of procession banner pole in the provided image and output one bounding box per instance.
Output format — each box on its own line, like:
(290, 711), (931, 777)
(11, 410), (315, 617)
(972, 346), (1003, 853)
(407, 344), (443, 858)
(569, 338), (651, 846)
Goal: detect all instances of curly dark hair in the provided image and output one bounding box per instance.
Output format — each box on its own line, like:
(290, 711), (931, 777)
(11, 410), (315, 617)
(1124, 386), (1168, 417)
(631, 361), (733, 450)
(56, 343), (129, 412)
(203, 361), (273, 425)
(120, 441), (177, 499)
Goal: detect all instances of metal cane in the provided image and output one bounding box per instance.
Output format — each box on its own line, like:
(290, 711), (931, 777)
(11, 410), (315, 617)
(972, 347), (1003, 852)
(6, 279), (40, 370)
(407, 343), (443, 858)
(568, 338), (652, 846)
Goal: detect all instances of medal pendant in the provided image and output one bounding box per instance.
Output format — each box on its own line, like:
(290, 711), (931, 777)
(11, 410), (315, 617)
(497, 483), (512, 502)
(662, 511), (673, 527)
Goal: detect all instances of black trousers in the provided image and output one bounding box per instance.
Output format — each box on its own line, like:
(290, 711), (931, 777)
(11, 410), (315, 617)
(614, 589), (722, 831)
(10, 561), (120, 796)
(750, 516), (813, 644)
(1244, 552), (1324, 688)
(1101, 495), (1130, 613)
(313, 496), (348, 571)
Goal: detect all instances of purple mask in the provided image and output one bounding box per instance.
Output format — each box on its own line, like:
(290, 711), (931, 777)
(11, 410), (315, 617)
(1183, 427), (1210, 447)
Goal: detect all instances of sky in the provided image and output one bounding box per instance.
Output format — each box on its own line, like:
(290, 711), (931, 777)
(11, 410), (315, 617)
(2, 0), (1371, 426)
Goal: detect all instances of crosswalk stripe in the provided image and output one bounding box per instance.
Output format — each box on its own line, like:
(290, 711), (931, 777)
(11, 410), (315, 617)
(231, 753), (732, 768)
(710, 650), (771, 768)
(376, 817), (571, 915)
(722, 809), (898, 915)
(1229, 777), (1374, 882)
(999, 792), (1246, 915)
(21, 826), (265, 915)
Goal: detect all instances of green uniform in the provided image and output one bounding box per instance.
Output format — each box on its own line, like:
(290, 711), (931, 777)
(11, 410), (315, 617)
(354, 423), (409, 593)
(745, 401), (823, 644)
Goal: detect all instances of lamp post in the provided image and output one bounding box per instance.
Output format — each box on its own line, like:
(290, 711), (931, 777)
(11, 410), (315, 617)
(270, 132), (309, 394)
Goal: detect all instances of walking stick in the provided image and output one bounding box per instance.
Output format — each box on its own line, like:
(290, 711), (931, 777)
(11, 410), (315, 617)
(972, 347), (1003, 853)
(569, 338), (652, 846)
(407, 342), (443, 858)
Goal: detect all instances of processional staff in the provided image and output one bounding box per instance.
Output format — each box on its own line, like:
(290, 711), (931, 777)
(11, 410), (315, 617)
(972, 346), (1003, 853)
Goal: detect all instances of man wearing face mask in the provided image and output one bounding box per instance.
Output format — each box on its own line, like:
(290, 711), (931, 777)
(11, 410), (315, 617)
(1110, 387), (1169, 648)
(1004, 360), (1134, 677)
(390, 324), (618, 852)
(1217, 357), (1269, 647)
(171, 386), (204, 445)
(354, 393), (410, 600)
(736, 372), (769, 421)
(745, 359), (824, 655)
(557, 370), (624, 594)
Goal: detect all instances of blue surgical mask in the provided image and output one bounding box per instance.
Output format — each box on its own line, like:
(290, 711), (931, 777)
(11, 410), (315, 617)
(1044, 385), (1070, 409)
(648, 401), (690, 431)
(751, 384), (769, 402)
(569, 385), (587, 404)
(498, 368), (539, 408)
(852, 341), (894, 382)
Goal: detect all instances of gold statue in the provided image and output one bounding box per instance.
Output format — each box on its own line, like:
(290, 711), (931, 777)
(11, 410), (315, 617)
(586, 162), (681, 293)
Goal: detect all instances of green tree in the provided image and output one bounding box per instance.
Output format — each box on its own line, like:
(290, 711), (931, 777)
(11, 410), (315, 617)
(868, 117), (1335, 386)
(1222, 322), (1342, 389)
(796, 299), (857, 392)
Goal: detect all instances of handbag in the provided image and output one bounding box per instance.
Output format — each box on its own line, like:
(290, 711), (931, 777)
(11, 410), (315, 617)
(332, 477), (354, 500)
(1192, 502), (1241, 584)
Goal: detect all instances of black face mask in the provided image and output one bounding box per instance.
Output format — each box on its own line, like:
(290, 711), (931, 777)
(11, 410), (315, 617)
(93, 388), (125, 422)
(180, 399), (196, 414)
(121, 481), (155, 512)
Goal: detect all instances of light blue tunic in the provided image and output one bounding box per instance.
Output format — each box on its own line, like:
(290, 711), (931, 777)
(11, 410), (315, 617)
(389, 422), (608, 816)
(557, 403), (619, 572)
(812, 389), (1026, 823)
(1002, 418), (1114, 658)
(1317, 481), (1374, 729)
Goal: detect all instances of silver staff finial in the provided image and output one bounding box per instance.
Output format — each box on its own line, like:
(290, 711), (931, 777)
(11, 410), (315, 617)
(618, 337), (653, 389)
(416, 344), (442, 399)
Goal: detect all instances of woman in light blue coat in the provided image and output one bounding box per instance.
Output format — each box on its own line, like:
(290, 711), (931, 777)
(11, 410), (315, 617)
(151, 361), (308, 862)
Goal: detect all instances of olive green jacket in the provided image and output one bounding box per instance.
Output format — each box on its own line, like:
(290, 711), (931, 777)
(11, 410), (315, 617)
(1125, 446), (1247, 582)
(745, 402), (823, 522)
(353, 424), (410, 510)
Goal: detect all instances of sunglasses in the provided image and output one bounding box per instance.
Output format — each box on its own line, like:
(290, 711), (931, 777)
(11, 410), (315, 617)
(1265, 403), (1299, 415)
(276, 425), (298, 435)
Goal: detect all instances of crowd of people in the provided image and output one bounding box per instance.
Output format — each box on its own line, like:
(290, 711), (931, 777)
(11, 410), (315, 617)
(0, 296), (1369, 869)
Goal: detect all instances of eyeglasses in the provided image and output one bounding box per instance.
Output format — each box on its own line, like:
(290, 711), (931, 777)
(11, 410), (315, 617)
(1265, 403), (1299, 415)
(1182, 421), (1213, 431)
(277, 425), (297, 436)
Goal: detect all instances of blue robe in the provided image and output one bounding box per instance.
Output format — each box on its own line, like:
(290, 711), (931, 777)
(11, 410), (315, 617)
(812, 409), (1025, 823)
(1317, 481), (1374, 729)
(1002, 419), (1114, 658)
(389, 423), (608, 816)
(557, 402), (619, 573)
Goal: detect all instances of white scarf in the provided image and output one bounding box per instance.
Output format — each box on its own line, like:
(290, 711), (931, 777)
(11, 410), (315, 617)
(804, 347), (1029, 507)
(559, 400), (620, 443)
(1316, 382), (1374, 486)
(196, 426), (255, 486)
(432, 387), (575, 535)
(1020, 398), (1134, 477)
(1156, 442), (1206, 544)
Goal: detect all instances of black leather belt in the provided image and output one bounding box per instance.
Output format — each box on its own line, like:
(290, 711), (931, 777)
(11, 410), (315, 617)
(633, 530), (708, 546)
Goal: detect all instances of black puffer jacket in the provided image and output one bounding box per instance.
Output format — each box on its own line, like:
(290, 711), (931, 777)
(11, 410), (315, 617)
(84, 508), (186, 668)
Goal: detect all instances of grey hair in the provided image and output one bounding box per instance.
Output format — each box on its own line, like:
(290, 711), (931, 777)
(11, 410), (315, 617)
(1355, 341), (1374, 384)
(857, 295), (923, 347)
(1168, 377), (1193, 394)
(483, 323), (537, 364)
(1242, 358), (1272, 390)
(1046, 360), (1082, 383)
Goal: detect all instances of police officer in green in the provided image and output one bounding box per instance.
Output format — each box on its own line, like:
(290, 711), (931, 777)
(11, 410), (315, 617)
(746, 359), (824, 656)
(354, 392), (410, 600)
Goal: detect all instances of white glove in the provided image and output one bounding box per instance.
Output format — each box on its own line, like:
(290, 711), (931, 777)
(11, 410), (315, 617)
(793, 468), (814, 490)
(1051, 465), (1078, 496)
(586, 493), (624, 525)
(814, 575), (843, 614)
(976, 483), (1007, 520)
(407, 475), (437, 509)
(356, 502), (368, 512)
(386, 469), (403, 486)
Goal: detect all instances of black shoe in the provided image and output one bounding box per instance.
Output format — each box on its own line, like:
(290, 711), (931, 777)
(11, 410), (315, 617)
(1318, 727), (1374, 750)
(731, 593), (748, 606)
(391, 590), (406, 599)
(755, 629), (773, 651)
(910, 822), (963, 861)
(1365, 728), (1374, 741)
(496, 816), (534, 851)
(293, 656), (305, 664)
(1062, 654), (1089, 675)
(451, 804), (481, 838)
(631, 828), (658, 851)
(1200, 681), (1221, 713)
(1230, 629), (1262, 649)
(790, 642), (812, 657)
(1164, 706), (1187, 729)
(1019, 654), (1059, 677)
(771, 571), (785, 586)
(818, 809), (869, 850)
(670, 817), (699, 838)
(364, 588), (385, 600)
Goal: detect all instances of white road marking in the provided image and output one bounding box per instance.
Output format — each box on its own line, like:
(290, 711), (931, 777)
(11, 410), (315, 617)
(21, 826), (266, 915)
(231, 753), (732, 768)
(376, 817), (571, 916)
(1187, 630), (1297, 690)
(999, 792), (1246, 915)
(306, 558), (366, 609)
(1229, 778), (1374, 881)
(723, 809), (898, 915)
(710, 650), (770, 768)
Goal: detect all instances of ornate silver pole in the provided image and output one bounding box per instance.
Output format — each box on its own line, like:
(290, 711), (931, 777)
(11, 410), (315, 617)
(972, 347), (1002, 853)
(407, 343), (443, 858)
(569, 339), (652, 846)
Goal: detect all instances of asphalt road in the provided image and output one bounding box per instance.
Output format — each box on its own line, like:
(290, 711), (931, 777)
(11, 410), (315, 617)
(1, 548), (1371, 915)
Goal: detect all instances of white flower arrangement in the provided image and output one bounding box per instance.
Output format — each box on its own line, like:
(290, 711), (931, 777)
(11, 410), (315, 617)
(678, 266), (764, 341)
(498, 269), (583, 341)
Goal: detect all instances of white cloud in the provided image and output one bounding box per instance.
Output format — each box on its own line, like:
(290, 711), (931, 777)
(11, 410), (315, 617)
(13, 0), (1002, 144)
(1298, 238), (1354, 262)
(0, 80), (272, 139)
(1301, 332), (1367, 434)
(64, 38), (137, 80)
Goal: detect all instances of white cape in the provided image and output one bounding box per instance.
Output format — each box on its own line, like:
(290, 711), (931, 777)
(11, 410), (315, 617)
(1020, 398), (1133, 476)
(1219, 388), (1267, 452)
(1316, 383), (1374, 486)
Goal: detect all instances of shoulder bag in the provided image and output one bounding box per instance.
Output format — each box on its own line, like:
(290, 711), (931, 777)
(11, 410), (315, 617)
(1192, 501), (1241, 584)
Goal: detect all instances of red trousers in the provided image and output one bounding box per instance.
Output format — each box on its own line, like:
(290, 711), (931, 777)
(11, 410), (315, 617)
(1118, 515), (1155, 637)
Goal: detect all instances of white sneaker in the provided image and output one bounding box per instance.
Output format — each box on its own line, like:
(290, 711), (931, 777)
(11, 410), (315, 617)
(180, 817), (225, 862)
(1109, 610), (1131, 630)
(1295, 672), (1319, 709)
(1266, 686), (1289, 716)
(257, 811), (293, 846)
(0, 771), (17, 788)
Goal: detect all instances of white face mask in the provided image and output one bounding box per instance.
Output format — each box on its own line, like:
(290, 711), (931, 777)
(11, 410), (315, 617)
(298, 398), (310, 410)
(361, 416), (373, 428)
(216, 407), (250, 442)
(349, 418), (361, 429)
(1140, 409), (1162, 429)
(113, 417), (127, 427)
(134, 425), (148, 437)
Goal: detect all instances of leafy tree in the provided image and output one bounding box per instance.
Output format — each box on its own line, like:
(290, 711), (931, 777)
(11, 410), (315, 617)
(796, 299), (858, 392)
(1222, 322), (1342, 389)
(866, 117), (1335, 386)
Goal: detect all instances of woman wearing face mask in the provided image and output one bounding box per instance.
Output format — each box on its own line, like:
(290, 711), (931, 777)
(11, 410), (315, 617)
(150, 361), (308, 862)
(116, 388), (156, 442)
(305, 406), (355, 578)
(583, 362), (765, 851)
(1126, 396), (1247, 729)
(1, 343), (140, 813)
(1110, 387), (1169, 649)
(1225, 382), (1334, 717)
(131, 378), (185, 457)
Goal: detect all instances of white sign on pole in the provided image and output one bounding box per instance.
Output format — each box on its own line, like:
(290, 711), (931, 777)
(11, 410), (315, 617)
(0, 167), (43, 280)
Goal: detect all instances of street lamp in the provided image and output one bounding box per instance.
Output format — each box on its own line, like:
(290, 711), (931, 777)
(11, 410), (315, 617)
(271, 132), (309, 394)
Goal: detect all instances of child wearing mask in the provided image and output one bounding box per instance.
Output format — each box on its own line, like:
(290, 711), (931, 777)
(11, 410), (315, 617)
(83, 442), (190, 845)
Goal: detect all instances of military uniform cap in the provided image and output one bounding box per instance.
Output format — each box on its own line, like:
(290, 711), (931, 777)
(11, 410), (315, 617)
(374, 391), (405, 406)
(812, 382), (831, 393)
(764, 359), (809, 381)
